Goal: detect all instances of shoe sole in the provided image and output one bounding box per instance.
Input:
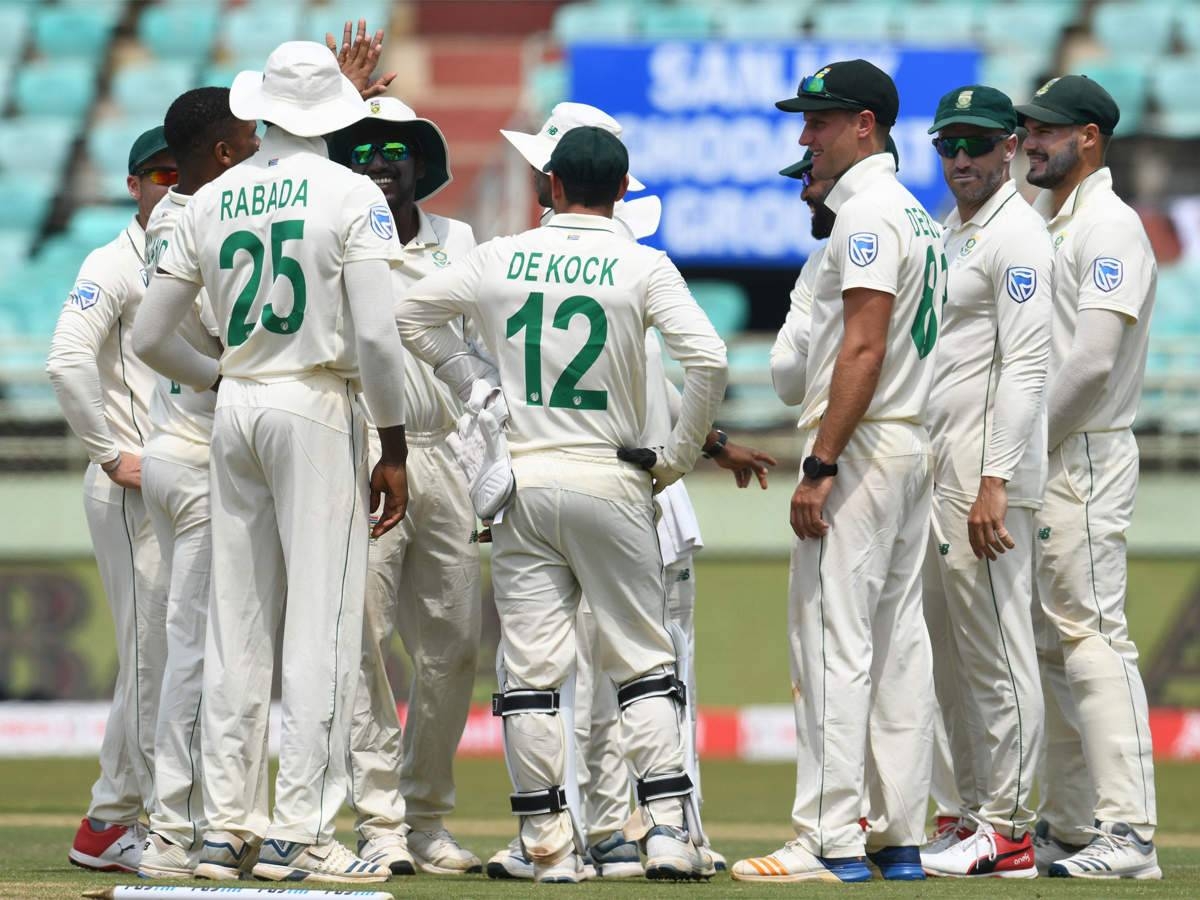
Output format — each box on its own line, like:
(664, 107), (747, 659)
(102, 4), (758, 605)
(252, 862), (388, 883)
(487, 861), (533, 880)
(1049, 866), (1163, 880)
(68, 851), (137, 874)
(595, 861), (646, 878)
(646, 860), (708, 882)
(925, 867), (1038, 879)
(414, 860), (483, 875)
(731, 869), (845, 883)
(194, 862), (244, 880)
(138, 864), (194, 878)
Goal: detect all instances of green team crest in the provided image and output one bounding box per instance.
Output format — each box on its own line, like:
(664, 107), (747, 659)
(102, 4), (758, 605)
(1039, 527), (1052, 540)
(432, 248), (449, 268)
(958, 236), (978, 258)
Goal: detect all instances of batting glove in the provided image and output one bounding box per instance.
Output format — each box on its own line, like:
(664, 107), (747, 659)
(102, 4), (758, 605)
(617, 446), (685, 495)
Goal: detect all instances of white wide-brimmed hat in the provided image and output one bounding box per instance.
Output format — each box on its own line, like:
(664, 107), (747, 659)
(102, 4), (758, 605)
(231, 41), (366, 138)
(614, 195), (662, 240)
(501, 101), (645, 192)
(329, 97), (454, 202)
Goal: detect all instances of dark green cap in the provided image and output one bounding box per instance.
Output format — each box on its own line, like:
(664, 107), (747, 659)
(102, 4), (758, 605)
(780, 135), (901, 179)
(776, 59), (899, 128)
(128, 125), (171, 175)
(929, 84), (1016, 134)
(1014, 75), (1120, 136)
(542, 125), (629, 185)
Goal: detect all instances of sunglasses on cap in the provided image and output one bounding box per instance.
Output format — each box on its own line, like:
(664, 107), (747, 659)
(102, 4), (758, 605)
(799, 74), (864, 109)
(349, 142), (410, 166)
(137, 166), (178, 186)
(932, 135), (1007, 159)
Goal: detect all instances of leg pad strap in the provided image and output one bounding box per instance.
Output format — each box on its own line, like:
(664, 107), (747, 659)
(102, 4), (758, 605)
(492, 689), (560, 716)
(617, 672), (685, 710)
(509, 787), (568, 816)
(635, 771), (693, 805)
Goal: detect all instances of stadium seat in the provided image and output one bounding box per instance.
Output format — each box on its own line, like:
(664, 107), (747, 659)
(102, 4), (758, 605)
(1150, 57), (1200, 138)
(0, 7), (30, 58)
(1078, 61), (1147, 134)
(13, 60), (97, 120)
(0, 118), (77, 175)
(198, 63), (243, 89)
(68, 205), (136, 246)
(552, 3), (637, 43)
(637, 3), (715, 39)
(979, 4), (1067, 55)
(0, 175), (55, 231)
(526, 61), (567, 118)
(894, 3), (977, 46)
(1092, 1), (1175, 61)
(980, 51), (1047, 102)
(220, 7), (303, 59)
(31, 5), (118, 62)
(715, 2), (807, 39)
(810, 3), (896, 41)
(112, 61), (197, 117)
(1178, 4), (1200, 54)
(87, 118), (163, 200)
(0, 228), (30, 274)
(304, 1), (392, 37)
(138, 5), (221, 64)
(689, 280), (749, 339)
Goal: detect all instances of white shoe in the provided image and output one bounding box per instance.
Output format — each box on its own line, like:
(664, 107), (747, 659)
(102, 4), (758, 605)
(643, 825), (707, 881)
(68, 818), (146, 873)
(1047, 822), (1162, 880)
(407, 827), (482, 874)
(587, 831), (643, 878)
(921, 816), (1036, 878)
(195, 830), (258, 880)
(358, 832), (415, 876)
(252, 838), (388, 883)
(923, 815), (972, 855)
(534, 843), (589, 883)
(732, 841), (872, 883)
(138, 832), (197, 878)
(1032, 820), (1086, 876)
(486, 837), (533, 880)
(705, 845), (727, 872)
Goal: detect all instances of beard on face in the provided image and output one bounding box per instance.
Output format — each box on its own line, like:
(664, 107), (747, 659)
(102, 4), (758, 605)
(950, 163), (1007, 208)
(811, 203), (836, 240)
(1027, 138), (1080, 189)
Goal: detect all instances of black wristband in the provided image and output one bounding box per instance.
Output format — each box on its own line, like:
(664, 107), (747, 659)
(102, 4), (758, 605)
(702, 429), (728, 459)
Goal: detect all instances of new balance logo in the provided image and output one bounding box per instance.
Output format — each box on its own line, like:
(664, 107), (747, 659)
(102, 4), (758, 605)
(1038, 527), (1051, 540)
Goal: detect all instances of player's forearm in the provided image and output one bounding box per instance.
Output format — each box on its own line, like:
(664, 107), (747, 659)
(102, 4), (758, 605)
(45, 348), (119, 465)
(811, 344), (884, 462)
(983, 360), (1046, 481)
(663, 363), (728, 473)
(1045, 308), (1125, 450)
(133, 275), (218, 390)
(769, 317), (809, 406)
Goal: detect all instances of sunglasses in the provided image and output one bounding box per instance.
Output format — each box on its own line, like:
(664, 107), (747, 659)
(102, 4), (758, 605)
(137, 166), (178, 186)
(799, 74), (863, 108)
(349, 142), (410, 165)
(932, 135), (1008, 159)
(798, 171), (814, 188)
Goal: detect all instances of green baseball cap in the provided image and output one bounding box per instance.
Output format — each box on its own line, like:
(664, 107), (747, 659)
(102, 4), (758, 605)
(928, 84), (1016, 134)
(542, 125), (629, 186)
(780, 135), (901, 179)
(776, 59), (899, 127)
(1014, 75), (1120, 135)
(128, 125), (171, 175)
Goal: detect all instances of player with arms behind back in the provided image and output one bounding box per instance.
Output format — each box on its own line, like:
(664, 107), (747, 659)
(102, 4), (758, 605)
(133, 42), (410, 883)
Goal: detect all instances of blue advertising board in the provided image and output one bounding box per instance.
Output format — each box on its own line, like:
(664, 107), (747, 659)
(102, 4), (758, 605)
(568, 42), (980, 266)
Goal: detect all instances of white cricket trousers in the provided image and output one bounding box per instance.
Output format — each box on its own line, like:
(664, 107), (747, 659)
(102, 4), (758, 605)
(202, 376), (368, 845)
(490, 456), (684, 861)
(349, 433), (481, 839)
(788, 439), (935, 858)
(1034, 429), (1156, 839)
(924, 491), (1043, 838)
(575, 556), (697, 842)
(142, 456), (212, 849)
(82, 464), (167, 824)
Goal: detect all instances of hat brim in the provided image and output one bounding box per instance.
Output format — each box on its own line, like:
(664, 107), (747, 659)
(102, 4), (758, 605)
(776, 94), (866, 114)
(928, 113), (1015, 134)
(779, 159), (812, 179)
(336, 116), (454, 202)
(613, 195), (661, 240)
(230, 69), (366, 138)
(501, 127), (646, 192)
(1013, 102), (1077, 127)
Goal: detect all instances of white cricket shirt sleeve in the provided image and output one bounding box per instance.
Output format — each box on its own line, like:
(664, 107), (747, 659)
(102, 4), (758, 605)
(156, 198), (203, 285)
(642, 254), (728, 473)
(771, 249), (820, 406)
(133, 275), (220, 390)
(831, 202), (901, 297)
(1074, 218), (1154, 323)
(1045, 307), (1127, 451)
(343, 179), (405, 265)
(344, 258), (406, 428)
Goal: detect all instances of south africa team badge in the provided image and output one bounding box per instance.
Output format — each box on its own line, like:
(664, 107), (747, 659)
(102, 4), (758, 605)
(848, 232), (878, 267)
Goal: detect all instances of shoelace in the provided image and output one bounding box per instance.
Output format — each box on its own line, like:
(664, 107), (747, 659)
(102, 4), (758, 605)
(1073, 826), (1131, 860)
(325, 841), (368, 872)
(957, 811), (998, 861)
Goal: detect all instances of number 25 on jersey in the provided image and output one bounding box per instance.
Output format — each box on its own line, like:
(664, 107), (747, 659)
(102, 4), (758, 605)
(220, 220), (307, 346)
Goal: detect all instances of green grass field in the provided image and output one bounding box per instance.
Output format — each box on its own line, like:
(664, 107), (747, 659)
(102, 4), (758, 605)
(2, 757), (1199, 898)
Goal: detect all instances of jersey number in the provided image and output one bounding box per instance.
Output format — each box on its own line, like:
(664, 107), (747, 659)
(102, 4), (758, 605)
(219, 220), (307, 347)
(911, 245), (947, 359)
(505, 291), (608, 410)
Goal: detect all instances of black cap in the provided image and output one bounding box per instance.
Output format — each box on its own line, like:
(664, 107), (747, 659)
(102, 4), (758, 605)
(929, 84), (1017, 134)
(1014, 75), (1120, 136)
(542, 125), (629, 185)
(776, 59), (899, 127)
(780, 135), (900, 179)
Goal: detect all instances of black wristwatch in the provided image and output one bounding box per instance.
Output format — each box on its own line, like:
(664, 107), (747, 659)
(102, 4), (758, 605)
(702, 429), (728, 459)
(802, 455), (838, 480)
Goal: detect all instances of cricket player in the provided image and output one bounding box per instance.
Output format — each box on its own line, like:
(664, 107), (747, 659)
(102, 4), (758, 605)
(915, 85), (1052, 878)
(734, 59), (943, 883)
(47, 127), (173, 874)
(1016, 75), (1160, 880)
(326, 96), (483, 877)
(132, 42), (410, 883)
(397, 126), (728, 882)
(136, 88), (260, 878)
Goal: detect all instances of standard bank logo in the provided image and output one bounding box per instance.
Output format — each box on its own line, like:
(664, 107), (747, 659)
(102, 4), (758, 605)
(369, 204), (395, 241)
(1006, 266), (1037, 303)
(848, 232), (878, 267)
(1093, 257), (1124, 292)
(68, 279), (100, 310)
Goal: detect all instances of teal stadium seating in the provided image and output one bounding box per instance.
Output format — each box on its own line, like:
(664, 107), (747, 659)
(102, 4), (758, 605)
(810, 3), (896, 41)
(689, 280), (750, 339)
(552, 3), (637, 43)
(0, 118), (76, 175)
(14, 60), (98, 120)
(638, 3), (716, 39)
(138, 5), (221, 64)
(979, 3), (1072, 57)
(68, 206), (137, 247)
(1092, 1), (1175, 61)
(304, 1), (392, 37)
(32, 5), (119, 62)
(0, 175), (55, 233)
(895, 3), (977, 46)
(112, 61), (198, 117)
(1150, 57), (1200, 138)
(220, 7), (304, 60)
(1078, 60), (1147, 134)
(715, 2), (808, 40)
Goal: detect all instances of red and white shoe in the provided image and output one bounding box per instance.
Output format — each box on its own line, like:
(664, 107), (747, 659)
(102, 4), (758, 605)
(69, 818), (146, 873)
(923, 815), (974, 854)
(921, 816), (1036, 878)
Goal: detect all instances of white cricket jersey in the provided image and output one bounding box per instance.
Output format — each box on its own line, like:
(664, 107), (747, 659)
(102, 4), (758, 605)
(931, 181), (1053, 509)
(397, 212), (727, 469)
(1034, 167), (1157, 434)
(158, 128), (403, 391)
(799, 153), (947, 457)
(143, 189), (222, 468)
(770, 244), (822, 407)
(46, 217), (156, 472)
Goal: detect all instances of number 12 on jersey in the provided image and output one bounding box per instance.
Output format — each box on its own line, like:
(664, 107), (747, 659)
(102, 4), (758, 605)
(506, 291), (608, 411)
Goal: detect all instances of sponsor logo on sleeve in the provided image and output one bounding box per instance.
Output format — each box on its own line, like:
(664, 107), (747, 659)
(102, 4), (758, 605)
(369, 204), (395, 241)
(1092, 257), (1124, 292)
(1005, 266), (1037, 303)
(67, 279), (100, 310)
(847, 232), (878, 267)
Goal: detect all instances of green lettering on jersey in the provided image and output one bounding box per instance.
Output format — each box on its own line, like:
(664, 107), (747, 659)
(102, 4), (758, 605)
(599, 257), (616, 286)
(525, 251), (542, 281)
(904, 206), (940, 239)
(220, 192), (233, 221)
(251, 184), (265, 216)
(506, 251), (525, 280)
(233, 190), (250, 218)
(219, 179), (310, 221)
(292, 178), (308, 208)
(582, 256), (598, 284)
(562, 256), (581, 283)
(545, 254), (563, 282)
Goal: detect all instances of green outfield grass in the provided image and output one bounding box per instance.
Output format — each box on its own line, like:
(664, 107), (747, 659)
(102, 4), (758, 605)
(1, 757), (1198, 898)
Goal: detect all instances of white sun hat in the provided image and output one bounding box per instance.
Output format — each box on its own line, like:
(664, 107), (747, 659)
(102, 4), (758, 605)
(615, 195), (662, 240)
(230, 41), (367, 138)
(501, 101), (645, 192)
(328, 97), (454, 202)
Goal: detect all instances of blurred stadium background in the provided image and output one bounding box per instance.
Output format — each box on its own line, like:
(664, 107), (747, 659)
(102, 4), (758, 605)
(0, 0), (1198, 767)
